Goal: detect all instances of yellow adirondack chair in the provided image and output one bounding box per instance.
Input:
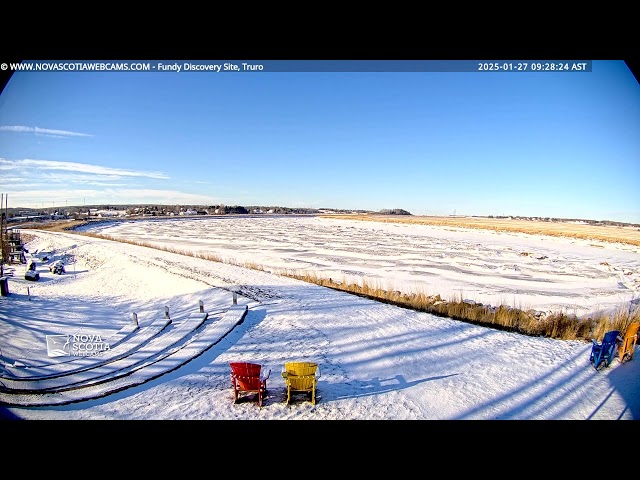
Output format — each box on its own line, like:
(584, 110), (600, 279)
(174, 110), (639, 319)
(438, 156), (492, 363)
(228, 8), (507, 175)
(281, 362), (320, 405)
(617, 322), (639, 363)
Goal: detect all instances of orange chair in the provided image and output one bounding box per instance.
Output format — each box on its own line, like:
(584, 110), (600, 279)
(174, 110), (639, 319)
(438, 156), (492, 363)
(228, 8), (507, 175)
(230, 362), (270, 407)
(617, 322), (639, 363)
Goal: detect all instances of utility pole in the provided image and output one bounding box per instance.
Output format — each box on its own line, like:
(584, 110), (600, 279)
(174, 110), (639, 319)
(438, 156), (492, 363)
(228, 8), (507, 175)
(0, 193), (4, 272)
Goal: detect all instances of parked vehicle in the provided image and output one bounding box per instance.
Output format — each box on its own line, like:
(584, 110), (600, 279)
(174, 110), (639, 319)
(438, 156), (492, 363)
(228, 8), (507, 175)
(24, 269), (40, 281)
(49, 260), (65, 275)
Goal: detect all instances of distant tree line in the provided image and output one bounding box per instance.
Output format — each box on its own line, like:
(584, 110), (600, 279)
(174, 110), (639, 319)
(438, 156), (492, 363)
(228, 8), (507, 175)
(378, 209), (412, 215)
(4, 204), (348, 220)
(6, 203), (637, 227)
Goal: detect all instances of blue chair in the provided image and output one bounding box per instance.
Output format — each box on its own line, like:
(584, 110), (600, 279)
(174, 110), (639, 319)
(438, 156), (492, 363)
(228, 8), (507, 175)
(589, 330), (620, 370)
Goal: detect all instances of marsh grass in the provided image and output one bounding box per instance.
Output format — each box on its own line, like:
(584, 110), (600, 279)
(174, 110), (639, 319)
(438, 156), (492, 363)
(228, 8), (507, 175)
(326, 214), (640, 247)
(22, 222), (639, 343)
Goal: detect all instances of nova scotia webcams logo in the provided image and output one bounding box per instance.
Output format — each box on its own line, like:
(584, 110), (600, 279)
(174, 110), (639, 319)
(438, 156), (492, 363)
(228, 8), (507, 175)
(46, 335), (71, 357)
(46, 333), (110, 357)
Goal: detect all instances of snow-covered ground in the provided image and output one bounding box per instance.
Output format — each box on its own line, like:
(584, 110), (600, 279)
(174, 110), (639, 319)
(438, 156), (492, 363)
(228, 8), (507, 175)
(1, 217), (638, 420)
(77, 216), (640, 318)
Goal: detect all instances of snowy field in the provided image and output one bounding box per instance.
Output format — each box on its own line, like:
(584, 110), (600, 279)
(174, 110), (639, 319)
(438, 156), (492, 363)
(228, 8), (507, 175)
(1, 216), (639, 420)
(77, 216), (640, 318)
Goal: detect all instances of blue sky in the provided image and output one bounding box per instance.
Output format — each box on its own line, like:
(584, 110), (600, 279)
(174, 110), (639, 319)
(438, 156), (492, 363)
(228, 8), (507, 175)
(1, 60), (638, 223)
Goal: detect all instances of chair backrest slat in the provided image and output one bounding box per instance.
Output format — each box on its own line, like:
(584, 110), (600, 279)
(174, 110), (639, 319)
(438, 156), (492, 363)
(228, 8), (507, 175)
(284, 362), (317, 390)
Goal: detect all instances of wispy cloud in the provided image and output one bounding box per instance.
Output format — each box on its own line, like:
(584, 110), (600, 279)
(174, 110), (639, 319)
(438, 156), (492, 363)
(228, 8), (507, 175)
(0, 175), (31, 184)
(0, 158), (169, 179)
(113, 189), (220, 204)
(4, 188), (222, 208)
(0, 158), (209, 208)
(0, 125), (93, 137)
(39, 172), (145, 186)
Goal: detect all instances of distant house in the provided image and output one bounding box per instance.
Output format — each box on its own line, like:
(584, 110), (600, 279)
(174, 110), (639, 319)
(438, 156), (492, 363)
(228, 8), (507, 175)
(179, 209), (198, 216)
(93, 209), (127, 218)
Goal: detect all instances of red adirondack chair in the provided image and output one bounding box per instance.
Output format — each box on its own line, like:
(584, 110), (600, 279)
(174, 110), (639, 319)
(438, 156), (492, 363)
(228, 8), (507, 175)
(229, 362), (270, 407)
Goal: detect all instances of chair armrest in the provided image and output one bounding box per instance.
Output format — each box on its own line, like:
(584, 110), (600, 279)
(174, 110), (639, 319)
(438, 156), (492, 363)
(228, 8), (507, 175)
(261, 369), (271, 381)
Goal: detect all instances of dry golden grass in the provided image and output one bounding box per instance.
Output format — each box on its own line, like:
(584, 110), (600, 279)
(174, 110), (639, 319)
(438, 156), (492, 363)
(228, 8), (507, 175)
(322, 215), (640, 246)
(18, 219), (88, 233)
(285, 271), (637, 342)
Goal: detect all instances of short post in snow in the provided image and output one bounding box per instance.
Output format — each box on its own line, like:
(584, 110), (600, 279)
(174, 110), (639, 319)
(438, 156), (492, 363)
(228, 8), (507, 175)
(132, 312), (138, 327)
(165, 306), (170, 319)
(232, 291), (237, 305)
(199, 300), (204, 313)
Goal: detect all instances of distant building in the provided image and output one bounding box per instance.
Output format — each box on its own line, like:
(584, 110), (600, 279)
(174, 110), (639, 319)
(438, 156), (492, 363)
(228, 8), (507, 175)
(179, 209), (198, 216)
